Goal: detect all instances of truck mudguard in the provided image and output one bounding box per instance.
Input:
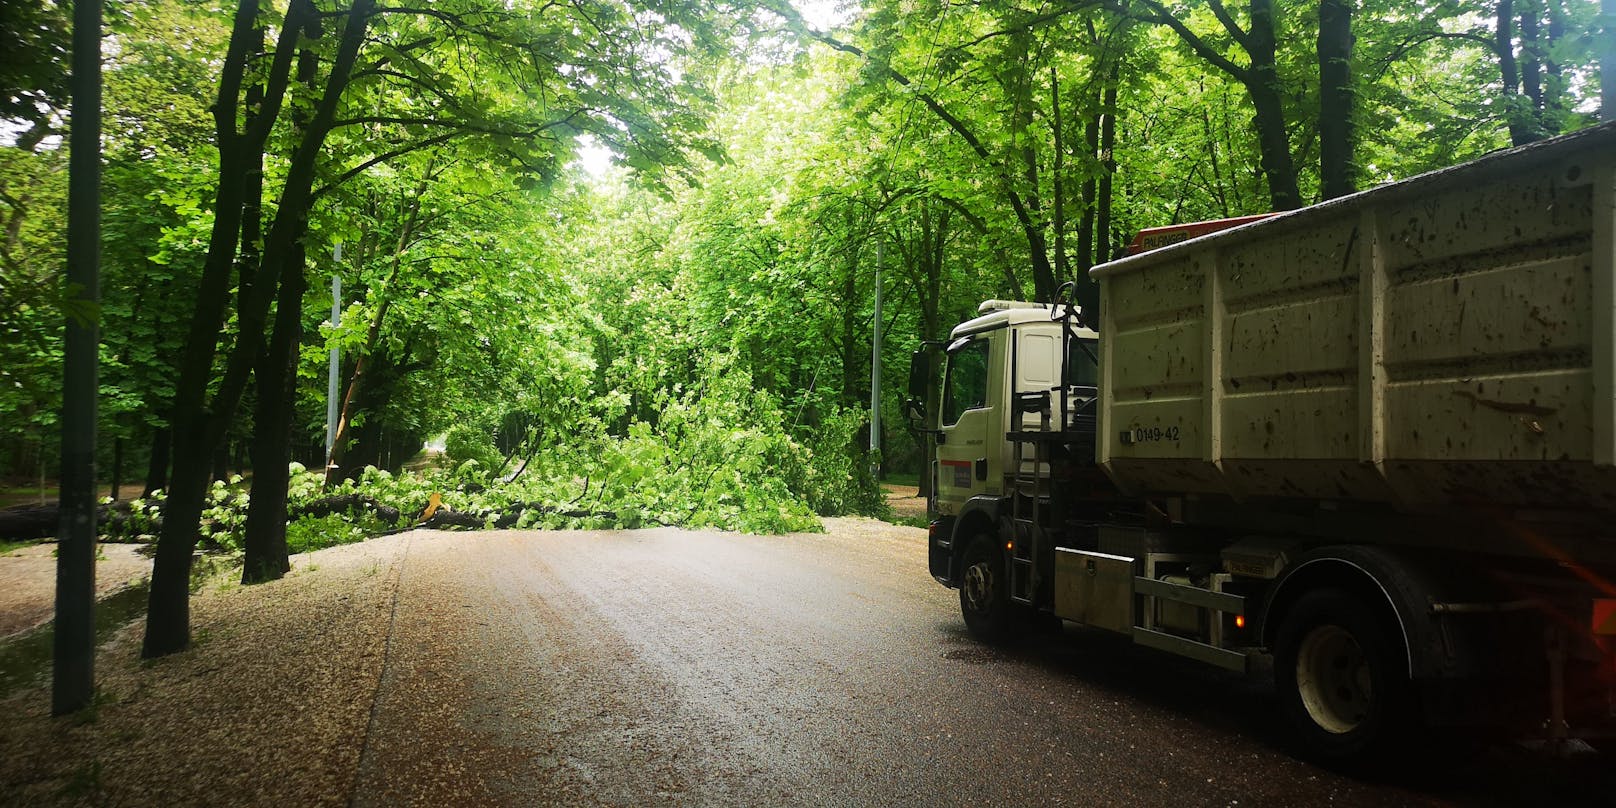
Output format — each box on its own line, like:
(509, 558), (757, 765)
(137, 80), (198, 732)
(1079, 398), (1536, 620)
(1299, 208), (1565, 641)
(941, 495), (1009, 585)
(1262, 544), (1489, 681)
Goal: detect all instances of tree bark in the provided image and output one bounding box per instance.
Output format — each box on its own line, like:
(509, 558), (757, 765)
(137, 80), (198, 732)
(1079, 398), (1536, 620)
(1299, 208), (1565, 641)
(1521, 1), (1543, 118)
(1497, 0), (1537, 146)
(1077, 98), (1098, 274)
(1050, 67), (1070, 283)
(1318, 0), (1356, 200)
(1075, 76), (1117, 325)
(325, 164), (435, 483)
(916, 201), (947, 501)
(142, 424), (169, 496)
(241, 241), (306, 584)
(1245, 0), (1301, 210)
(110, 434), (123, 502)
(243, 3), (317, 581)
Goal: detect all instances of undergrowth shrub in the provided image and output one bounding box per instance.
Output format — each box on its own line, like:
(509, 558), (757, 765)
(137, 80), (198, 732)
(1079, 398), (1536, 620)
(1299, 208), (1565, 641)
(443, 423), (502, 477)
(285, 514), (368, 554)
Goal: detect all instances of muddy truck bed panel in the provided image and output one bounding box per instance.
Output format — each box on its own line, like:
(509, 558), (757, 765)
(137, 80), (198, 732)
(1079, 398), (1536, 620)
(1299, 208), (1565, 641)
(1090, 122), (1616, 518)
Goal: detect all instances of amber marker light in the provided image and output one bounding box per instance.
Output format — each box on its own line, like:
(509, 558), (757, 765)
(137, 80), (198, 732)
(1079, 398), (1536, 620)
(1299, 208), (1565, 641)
(1005, 541), (1014, 551)
(1234, 615), (1247, 629)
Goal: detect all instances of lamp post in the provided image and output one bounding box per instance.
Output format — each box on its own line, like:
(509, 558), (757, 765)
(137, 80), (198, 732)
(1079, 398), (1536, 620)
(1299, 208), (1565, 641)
(54, 0), (102, 717)
(870, 240), (883, 479)
(324, 242), (342, 473)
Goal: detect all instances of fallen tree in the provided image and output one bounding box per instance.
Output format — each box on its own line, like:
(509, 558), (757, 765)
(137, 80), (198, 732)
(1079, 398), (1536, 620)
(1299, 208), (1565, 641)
(0, 501), (161, 543)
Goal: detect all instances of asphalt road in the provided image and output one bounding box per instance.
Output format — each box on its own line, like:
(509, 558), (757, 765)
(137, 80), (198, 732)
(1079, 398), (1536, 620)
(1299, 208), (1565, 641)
(348, 519), (1614, 807)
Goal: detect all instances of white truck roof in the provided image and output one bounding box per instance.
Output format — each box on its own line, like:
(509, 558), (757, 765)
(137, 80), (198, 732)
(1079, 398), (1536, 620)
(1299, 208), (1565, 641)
(951, 300), (1100, 341)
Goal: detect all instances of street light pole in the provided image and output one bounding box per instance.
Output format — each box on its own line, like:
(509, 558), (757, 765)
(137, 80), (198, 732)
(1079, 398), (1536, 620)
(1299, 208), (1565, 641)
(870, 240), (883, 479)
(324, 242), (342, 468)
(54, 0), (102, 717)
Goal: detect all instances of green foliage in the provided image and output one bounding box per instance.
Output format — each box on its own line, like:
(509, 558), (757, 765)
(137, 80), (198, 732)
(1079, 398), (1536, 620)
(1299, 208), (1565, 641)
(586, 357), (824, 533)
(104, 492), (166, 543)
(285, 514), (369, 555)
(200, 477), (252, 552)
(443, 424), (502, 479)
(793, 406), (888, 518)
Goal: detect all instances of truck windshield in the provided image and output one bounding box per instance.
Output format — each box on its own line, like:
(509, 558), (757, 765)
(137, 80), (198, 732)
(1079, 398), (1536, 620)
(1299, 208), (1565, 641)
(943, 338), (989, 425)
(1066, 338), (1099, 387)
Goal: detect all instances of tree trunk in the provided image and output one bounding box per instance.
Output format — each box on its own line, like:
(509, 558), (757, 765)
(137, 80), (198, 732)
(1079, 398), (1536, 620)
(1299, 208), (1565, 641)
(243, 9), (320, 587)
(1521, 1), (1543, 119)
(1246, 0), (1302, 210)
(241, 242), (306, 584)
(1010, 30), (1050, 299)
(110, 434), (123, 502)
(1318, 0), (1356, 200)
(1076, 77), (1117, 326)
(915, 201), (947, 502)
(1050, 67), (1069, 283)
(1497, 0), (1536, 146)
(1096, 79), (1117, 265)
(145, 0), (283, 659)
(212, 442), (230, 483)
(325, 170), (432, 484)
(143, 425), (169, 496)
(1140, 0), (1300, 212)
(1077, 94), (1099, 274)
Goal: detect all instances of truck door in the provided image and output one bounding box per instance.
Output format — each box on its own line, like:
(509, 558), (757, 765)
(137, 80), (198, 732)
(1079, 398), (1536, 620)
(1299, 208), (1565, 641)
(938, 335), (993, 515)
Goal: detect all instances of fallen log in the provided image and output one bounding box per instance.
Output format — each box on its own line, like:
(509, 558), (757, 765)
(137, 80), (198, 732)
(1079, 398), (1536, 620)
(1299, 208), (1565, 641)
(0, 500), (160, 542)
(385, 501), (672, 534)
(289, 493), (402, 524)
(0, 504), (61, 542)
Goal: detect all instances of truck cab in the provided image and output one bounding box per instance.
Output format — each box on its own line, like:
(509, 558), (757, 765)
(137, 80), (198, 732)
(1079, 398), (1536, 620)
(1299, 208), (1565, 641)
(920, 300), (1100, 585)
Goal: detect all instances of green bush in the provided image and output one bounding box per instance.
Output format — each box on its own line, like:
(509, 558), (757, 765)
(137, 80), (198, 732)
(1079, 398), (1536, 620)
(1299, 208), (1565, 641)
(443, 423), (502, 479)
(285, 514), (368, 554)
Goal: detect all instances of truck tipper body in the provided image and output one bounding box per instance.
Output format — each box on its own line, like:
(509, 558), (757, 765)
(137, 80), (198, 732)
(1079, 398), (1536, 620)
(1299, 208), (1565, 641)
(913, 121), (1616, 760)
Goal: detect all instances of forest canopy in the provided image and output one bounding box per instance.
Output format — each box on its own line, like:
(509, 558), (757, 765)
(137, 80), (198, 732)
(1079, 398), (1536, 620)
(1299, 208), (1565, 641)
(1, 0), (1609, 654)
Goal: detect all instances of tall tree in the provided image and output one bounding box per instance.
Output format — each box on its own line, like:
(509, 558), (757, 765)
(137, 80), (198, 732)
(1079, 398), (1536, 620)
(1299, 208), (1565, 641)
(145, 0), (366, 657)
(1136, 0), (1303, 210)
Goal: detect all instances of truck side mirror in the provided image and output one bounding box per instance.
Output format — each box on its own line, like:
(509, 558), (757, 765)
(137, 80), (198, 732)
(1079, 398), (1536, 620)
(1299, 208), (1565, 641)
(903, 397), (925, 423)
(907, 348), (929, 401)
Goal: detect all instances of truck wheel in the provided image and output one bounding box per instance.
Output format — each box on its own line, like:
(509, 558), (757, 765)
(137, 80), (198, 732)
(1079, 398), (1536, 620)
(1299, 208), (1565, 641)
(960, 535), (1013, 642)
(1274, 588), (1414, 763)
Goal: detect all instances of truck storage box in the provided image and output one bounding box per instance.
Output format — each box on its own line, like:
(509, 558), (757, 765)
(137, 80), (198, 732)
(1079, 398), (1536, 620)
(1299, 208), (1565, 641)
(1091, 123), (1616, 513)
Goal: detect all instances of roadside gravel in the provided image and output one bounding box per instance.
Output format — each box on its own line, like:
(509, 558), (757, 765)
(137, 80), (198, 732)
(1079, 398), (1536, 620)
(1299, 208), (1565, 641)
(0, 543), (153, 638)
(0, 535), (407, 807)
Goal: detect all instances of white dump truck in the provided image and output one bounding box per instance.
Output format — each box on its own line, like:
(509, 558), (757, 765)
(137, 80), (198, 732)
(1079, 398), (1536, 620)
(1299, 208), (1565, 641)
(909, 121), (1616, 760)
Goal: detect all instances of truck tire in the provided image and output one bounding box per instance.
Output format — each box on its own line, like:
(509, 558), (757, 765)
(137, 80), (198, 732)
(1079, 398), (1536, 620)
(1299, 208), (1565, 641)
(960, 534), (1013, 642)
(1274, 588), (1414, 763)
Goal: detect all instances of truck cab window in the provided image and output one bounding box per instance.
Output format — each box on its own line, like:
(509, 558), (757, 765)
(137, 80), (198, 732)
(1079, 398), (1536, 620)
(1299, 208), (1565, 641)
(943, 338), (990, 425)
(1066, 338), (1099, 387)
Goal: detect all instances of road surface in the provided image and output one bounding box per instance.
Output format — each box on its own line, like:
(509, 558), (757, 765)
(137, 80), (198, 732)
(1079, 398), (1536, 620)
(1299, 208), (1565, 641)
(349, 519), (1612, 806)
